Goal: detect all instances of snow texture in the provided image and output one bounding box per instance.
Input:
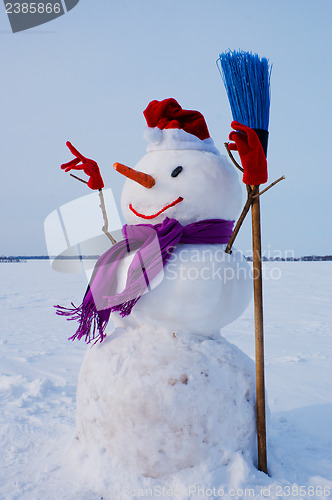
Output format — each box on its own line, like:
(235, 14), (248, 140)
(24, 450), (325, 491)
(76, 326), (256, 481)
(1, 261), (332, 499)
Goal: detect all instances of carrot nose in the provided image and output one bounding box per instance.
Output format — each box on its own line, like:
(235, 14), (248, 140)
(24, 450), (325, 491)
(113, 162), (155, 189)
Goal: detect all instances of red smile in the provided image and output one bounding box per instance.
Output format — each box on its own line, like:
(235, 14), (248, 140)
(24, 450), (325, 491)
(129, 196), (183, 220)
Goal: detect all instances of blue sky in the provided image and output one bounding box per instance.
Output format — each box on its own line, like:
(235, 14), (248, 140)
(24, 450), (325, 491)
(0, 0), (331, 256)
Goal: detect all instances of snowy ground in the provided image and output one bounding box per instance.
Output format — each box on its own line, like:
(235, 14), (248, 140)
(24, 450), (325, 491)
(0, 261), (331, 499)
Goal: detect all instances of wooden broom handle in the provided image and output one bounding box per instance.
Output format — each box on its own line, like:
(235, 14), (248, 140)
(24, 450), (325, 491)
(251, 186), (268, 474)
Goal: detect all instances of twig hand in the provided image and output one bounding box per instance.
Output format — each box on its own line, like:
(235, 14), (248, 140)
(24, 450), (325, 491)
(61, 141), (104, 190)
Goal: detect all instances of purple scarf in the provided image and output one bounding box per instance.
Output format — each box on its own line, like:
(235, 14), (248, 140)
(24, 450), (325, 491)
(56, 217), (234, 344)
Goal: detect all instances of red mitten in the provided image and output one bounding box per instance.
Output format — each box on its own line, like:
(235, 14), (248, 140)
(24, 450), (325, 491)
(229, 121), (268, 185)
(61, 141), (104, 190)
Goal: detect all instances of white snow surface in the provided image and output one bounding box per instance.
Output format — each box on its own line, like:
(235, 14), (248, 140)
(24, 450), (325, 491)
(76, 326), (257, 485)
(1, 260), (332, 499)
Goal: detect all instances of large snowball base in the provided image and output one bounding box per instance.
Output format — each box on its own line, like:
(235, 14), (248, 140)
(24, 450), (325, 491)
(75, 325), (257, 491)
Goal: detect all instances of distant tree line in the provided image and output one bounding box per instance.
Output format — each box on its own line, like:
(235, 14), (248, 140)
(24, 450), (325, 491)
(0, 256), (24, 263)
(1, 255), (332, 263)
(246, 255), (332, 262)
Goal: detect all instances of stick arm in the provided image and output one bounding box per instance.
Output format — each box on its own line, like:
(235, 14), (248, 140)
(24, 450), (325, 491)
(69, 173), (117, 245)
(98, 189), (117, 245)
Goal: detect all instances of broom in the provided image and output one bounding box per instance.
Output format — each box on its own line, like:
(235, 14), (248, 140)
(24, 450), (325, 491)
(217, 50), (272, 474)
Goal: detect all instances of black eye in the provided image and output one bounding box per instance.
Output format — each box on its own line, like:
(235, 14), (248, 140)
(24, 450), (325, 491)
(171, 166), (183, 178)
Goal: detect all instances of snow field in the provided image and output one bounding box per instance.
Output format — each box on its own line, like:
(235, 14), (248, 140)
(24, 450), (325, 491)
(0, 261), (331, 499)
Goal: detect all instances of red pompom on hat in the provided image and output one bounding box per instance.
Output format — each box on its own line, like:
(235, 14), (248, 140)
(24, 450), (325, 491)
(143, 98), (219, 155)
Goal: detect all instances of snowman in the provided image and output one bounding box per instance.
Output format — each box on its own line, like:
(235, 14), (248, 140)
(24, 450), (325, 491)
(60, 99), (257, 491)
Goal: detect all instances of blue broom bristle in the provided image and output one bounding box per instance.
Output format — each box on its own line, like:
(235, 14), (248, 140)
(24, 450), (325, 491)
(217, 50), (272, 131)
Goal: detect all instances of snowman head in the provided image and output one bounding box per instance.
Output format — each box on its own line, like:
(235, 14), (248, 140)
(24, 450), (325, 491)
(116, 99), (243, 226)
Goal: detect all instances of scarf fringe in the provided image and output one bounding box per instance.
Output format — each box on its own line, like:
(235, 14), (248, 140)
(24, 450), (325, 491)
(55, 297), (140, 344)
(110, 298), (139, 318)
(55, 302), (108, 344)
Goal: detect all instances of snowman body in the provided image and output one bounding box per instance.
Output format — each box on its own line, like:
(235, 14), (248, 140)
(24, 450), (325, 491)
(114, 243), (251, 337)
(76, 326), (256, 481)
(75, 137), (257, 484)
(114, 150), (252, 336)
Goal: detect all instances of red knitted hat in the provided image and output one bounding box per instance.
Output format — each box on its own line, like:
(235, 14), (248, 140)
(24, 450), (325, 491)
(143, 98), (219, 154)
